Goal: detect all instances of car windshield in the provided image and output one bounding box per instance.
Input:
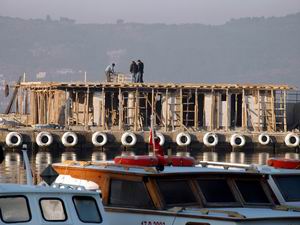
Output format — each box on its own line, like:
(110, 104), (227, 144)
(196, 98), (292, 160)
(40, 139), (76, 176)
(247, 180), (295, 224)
(273, 175), (300, 202)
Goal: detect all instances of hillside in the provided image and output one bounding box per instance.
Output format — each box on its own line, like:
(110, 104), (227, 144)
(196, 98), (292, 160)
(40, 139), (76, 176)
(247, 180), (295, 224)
(0, 13), (300, 86)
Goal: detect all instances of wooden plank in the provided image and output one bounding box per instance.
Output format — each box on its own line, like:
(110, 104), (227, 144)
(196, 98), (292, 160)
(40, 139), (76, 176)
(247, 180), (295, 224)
(165, 89), (168, 132)
(118, 88), (123, 130)
(242, 88), (246, 130)
(194, 89), (198, 129)
(180, 88), (183, 128)
(283, 90), (287, 132)
(210, 89), (214, 131)
(5, 76), (22, 114)
(225, 89), (229, 131)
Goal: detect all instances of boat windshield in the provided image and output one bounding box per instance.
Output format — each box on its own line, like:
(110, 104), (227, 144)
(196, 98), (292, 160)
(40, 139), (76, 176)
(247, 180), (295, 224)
(157, 179), (197, 206)
(273, 175), (300, 202)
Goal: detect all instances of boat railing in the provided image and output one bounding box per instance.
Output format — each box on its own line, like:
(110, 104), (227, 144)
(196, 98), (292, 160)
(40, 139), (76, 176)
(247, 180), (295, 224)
(198, 161), (259, 172)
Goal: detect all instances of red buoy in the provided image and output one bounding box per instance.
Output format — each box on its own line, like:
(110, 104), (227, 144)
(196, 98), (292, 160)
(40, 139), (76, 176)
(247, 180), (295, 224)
(267, 158), (300, 169)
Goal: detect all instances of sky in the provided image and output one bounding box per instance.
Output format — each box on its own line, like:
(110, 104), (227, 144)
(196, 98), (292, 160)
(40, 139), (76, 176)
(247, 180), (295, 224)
(1, 0), (300, 24)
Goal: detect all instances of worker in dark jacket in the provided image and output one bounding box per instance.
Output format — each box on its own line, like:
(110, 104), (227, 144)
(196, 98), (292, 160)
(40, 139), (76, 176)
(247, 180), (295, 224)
(129, 61), (138, 82)
(137, 60), (144, 83)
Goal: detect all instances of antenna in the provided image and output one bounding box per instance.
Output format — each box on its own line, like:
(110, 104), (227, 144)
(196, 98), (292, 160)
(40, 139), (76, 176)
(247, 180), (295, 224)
(22, 144), (33, 185)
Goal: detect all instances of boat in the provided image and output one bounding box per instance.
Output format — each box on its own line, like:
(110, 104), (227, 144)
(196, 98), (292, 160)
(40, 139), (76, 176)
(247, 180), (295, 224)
(51, 122), (300, 225)
(0, 145), (108, 225)
(198, 161), (300, 207)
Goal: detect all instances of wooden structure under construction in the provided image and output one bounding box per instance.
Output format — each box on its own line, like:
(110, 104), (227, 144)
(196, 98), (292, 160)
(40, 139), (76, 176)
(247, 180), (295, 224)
(10, 81), (297, 133)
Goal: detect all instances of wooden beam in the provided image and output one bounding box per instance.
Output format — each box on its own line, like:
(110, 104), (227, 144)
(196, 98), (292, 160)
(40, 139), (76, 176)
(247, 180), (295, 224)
(225, 89), (229, 131)
(165, 88), (168, 132)
(118, 88), (123, 130)
(194, 89), (198, 129)
(284, 90), (287, 132)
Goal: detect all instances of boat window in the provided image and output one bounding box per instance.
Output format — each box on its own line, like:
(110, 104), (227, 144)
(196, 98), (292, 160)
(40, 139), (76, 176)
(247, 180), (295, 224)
(197, 179), (237, 203)
(109, 179), (154, 208)
(235, 179), (270, 204)
(40, 198), (67, 221)
(73, 196), (102, 223)
(273, 175), (300, 202)
(157, 179), (197, 206)
(0, 196), (31, 223)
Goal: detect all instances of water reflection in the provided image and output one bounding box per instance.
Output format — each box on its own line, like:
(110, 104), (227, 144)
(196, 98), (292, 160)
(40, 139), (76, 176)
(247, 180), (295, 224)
(61, 152), (77, 162)
(91, 152), (107, 162)
(1, 149), (300, 184)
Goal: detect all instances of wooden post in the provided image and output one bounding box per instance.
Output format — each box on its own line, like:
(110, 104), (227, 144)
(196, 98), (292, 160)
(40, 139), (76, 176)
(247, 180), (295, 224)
(75, 91), (79, 125)
(134, 89), (139, 131)
(194, 89), (198, 129)
(210, 89), (214, 131)
(118, 88), (123, 130)
(165, 89), (168, 132)
(85, 86), (90, 129)
(283, 90), (287, 132)
(101, 87), (106, 128)
(151, 88), (155, 126)
(225, 89), (229, 131)
(180, 88), (183, 128)
(242, 88), (247, 130)
(271, 90), (275, 131)
(257, 90), (261, 132)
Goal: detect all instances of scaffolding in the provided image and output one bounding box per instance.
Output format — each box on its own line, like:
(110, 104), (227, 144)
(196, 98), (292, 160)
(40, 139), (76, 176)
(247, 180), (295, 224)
(7, 81), (300, 132)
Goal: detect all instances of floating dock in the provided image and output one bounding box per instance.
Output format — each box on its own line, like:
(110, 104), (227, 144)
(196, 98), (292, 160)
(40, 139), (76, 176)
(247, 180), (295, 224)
(1, 80), (300, 152)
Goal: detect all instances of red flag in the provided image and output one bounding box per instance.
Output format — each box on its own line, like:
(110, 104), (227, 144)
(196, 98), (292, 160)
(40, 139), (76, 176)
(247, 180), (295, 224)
(149, 129), (164, 156)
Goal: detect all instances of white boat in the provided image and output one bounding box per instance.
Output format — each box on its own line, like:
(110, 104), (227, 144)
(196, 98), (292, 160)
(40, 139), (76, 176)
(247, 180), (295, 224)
(0, 145), (108, 225)
(52, 161), (300, 225)
(198, 160), (300, 208)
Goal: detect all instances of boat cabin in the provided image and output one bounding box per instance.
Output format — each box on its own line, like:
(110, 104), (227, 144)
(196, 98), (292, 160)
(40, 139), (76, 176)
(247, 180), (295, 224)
(0, 183), (107, 225)
(53, 162), (280, 209)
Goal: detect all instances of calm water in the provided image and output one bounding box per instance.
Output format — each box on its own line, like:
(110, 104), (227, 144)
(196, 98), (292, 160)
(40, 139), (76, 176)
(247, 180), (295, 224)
(0, 149), (299, 184)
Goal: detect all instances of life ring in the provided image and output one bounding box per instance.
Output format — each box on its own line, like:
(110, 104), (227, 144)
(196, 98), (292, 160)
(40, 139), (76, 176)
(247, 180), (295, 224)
(92, 132), (108, 147)
(203, 132), (218, 147)
(148, 132), (165, 146)
(284, 133), (300, 148)
(5, 132), (23, 147)
(176, 132), (191, 146)
(268, 158), (300, 169)
(230, 134), (246, 147)
(121, 132), (137, 147)
(61, 132), (78, 147)
(114, 155), (158, 166)
(258, 133), (271, 146)
(36, 132), (53, 147)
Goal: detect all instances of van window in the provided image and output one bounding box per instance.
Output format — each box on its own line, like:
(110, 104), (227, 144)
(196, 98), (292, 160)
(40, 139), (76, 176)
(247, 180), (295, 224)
(273, 175), (300, 201)
(157, 179), (197, 206)
(109, 179), (154, 208)
(235, 179), (270, 204)
(0, 196), (31, 223)
(197, 179), (237, 203)
(40, 198), (67, 221)
(73, 196), (102, 223)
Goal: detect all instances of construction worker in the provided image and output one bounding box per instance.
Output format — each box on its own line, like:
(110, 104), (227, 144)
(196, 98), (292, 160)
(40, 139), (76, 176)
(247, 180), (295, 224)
(105, 63), (115, 82)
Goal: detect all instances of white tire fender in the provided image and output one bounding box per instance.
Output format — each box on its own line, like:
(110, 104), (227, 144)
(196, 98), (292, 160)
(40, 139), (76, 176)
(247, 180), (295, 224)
(176, 132), (191, 146)
(5, 132), (23, 147)
(203, 132), (219, 147)
(148, 132), (165, 146)
(258, 133), (271, 145)
(61, 132), (78, 147)
(36, 132), (53, 147)
(284, 133), (300, 148)
(230, 134), (246, 147)
(92, 132), (108, 147)
(121, 132), (137, 147)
